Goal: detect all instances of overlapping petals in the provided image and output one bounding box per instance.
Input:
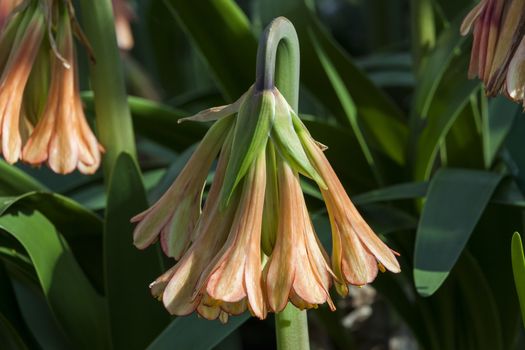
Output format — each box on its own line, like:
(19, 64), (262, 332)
(132, 85), (401, 321)
(461, 0), (525, 106)
(0, 0), (102, 173)
(21, 9), (102, 174)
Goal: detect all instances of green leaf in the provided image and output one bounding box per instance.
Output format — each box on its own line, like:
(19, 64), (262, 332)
(0, 210), (108, 349)
(280, 4), (409, 165)
(414, 168), (504, 296)
(302, 119), (377, 192)
(0, 192), (104, 292)
(163, 0), (257, 101)
(0, 161), (47, 196)
(353, 182), (428, 204)
(413, 52), (480, 180)
(483, 96), (519, 168)
(147, 313), (250, 350)
(309, 30), (381, 181)
(105, 153), (170, 349)
(455, 252), (503, 350)
(511, 232), (525, 328)
(412, 14), (467, 119)
(83, 92), (207, 152)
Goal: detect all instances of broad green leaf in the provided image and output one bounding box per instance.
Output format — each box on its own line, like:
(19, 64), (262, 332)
(444, 96), (484, 170)
(0, 210), (108, 349)
(353, 182), (428, 204)
(412, 14), (467, 119)
(455, 252), (503, 350)
(83, 93), (207, 152)
(413, 51), (480, 180)
(0, 192), (104, 291)
(0, 161), (46, 196)
(163, 0), (257, 101)
(309, 30), (382, 183)
(147, 313), (250, 350)
(105, 153), (169, 349)
(277, 3), (408, 165)
(414, 168), (503, 296)
(467, 206), (522, 349)
(148, 146), (196, 203)
(0, 262), (36, 349)
(302, 119), (377, 192)
(483, 97), (519, 168)
(511, 232), (525, 328)
(505, 111), (525, 191)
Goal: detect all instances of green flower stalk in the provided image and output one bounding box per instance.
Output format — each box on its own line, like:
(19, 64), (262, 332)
(132, 17), (400, 327)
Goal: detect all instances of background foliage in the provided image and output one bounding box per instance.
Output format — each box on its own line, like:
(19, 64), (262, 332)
(1, 0), (525, 349)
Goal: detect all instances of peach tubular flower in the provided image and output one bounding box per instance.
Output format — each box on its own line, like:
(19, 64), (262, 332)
(298, 122), (400, 295)
(20, 9), (101, 174)
(460, 0), (505, 81)
(149, 136), (239, 316)
(132, 116), (233, 259)
(0, 4), (44, 163)
(264, 157), (335, 312)
(507, 36), (525, 104)
(112, 0), (135, 51)
(461, 0), (525, 99)
(194, 151), (267, 319)
(0, 0), (21, 33)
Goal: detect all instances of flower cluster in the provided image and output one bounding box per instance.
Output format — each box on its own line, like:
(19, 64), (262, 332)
(0, 0), (102, 173)
(461, 0), (525, 106)
(132, 86), (400, 322)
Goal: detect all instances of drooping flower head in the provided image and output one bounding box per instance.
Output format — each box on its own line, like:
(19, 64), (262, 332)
(0, 0), (102, 173)
(132, 83), (400, 321)
(461, 0), (525, 106)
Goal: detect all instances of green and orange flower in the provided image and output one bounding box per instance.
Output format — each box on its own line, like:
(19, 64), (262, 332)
(132, 85), (401, 321)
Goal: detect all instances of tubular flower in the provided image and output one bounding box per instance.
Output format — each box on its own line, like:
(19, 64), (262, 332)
(112, 0), (135, 50)
(0, 0), (102, 173)
(0, 0), (21, 32)
(461, 0), (525, 106)
(132, 85), (400, 321)
(299, 126), (401, 295)
(22, 9), (101, 174)
(0, 2), (45, 163)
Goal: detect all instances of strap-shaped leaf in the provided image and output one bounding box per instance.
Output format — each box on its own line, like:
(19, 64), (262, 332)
(147, 313), (250, 350)
(414, 168), (503, 296)
(105, 153), (169, 349)
(511, 232), (525, 328)
(0, 210), (108, 349)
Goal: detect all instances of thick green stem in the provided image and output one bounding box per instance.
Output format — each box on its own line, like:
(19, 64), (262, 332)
(256, 17), (309, 350)
(78, 0), (137, 179)
(411, 0), (436, 71)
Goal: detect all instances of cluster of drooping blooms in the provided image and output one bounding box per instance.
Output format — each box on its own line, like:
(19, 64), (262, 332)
(461, 0), (525, 106)
(0, 0), (102, 174)
(132, 85), (401, 322)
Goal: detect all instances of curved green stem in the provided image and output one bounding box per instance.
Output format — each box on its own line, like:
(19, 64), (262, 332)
(256, 17), (309, 350)
(255, 17), (300, 109)
(78, 0), (137, 180)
